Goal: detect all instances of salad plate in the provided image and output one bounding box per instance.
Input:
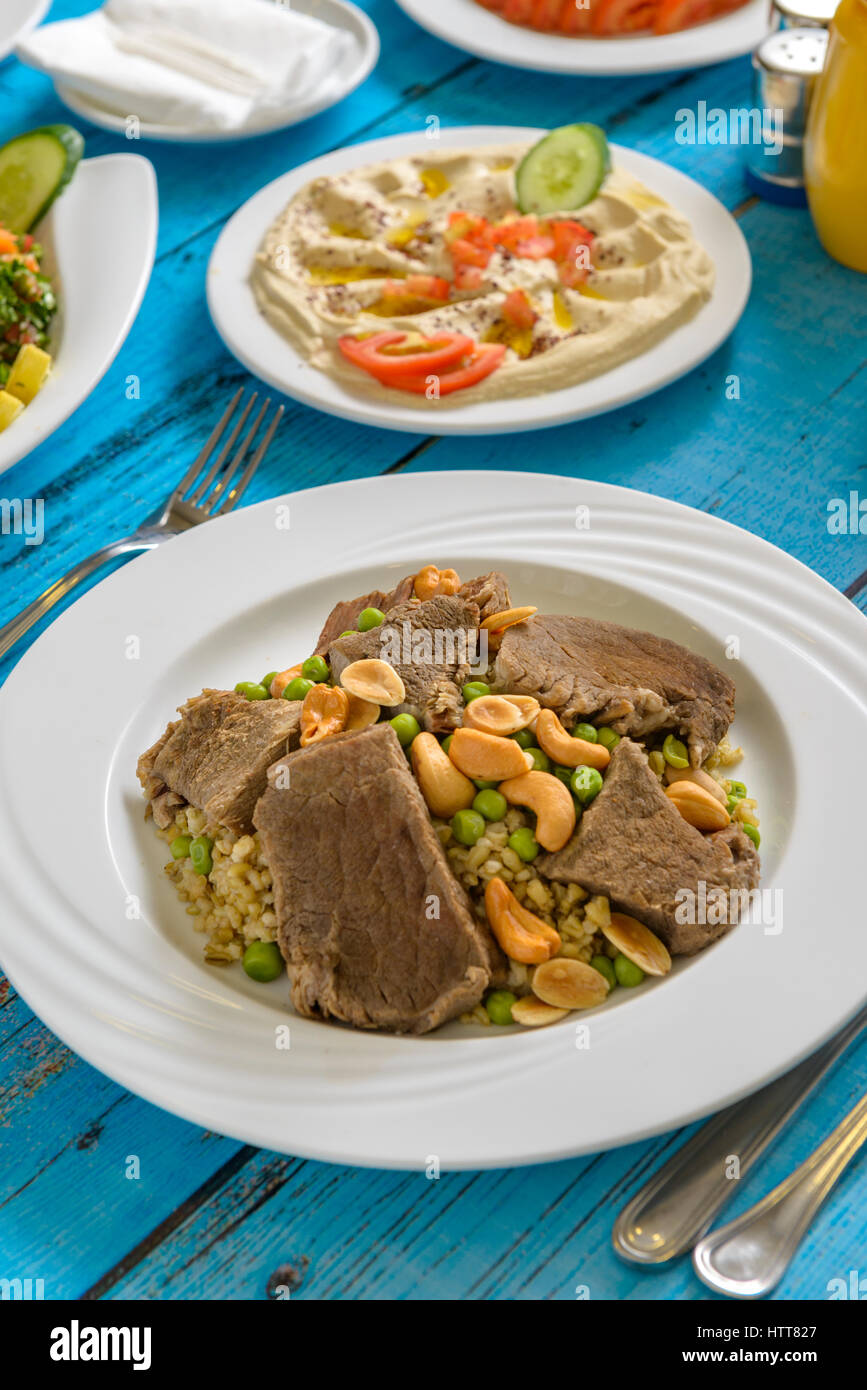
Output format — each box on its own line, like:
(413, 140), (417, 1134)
(0, 0), (50, 67)
(0, 470), (865, 1169)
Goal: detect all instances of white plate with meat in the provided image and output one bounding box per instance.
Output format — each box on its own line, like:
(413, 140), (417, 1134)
(392, 0), (772, 75)
(0, 471), (865, 1169)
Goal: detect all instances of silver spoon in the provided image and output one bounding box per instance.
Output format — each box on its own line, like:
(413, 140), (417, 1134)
(693, 1086), (867, 1298)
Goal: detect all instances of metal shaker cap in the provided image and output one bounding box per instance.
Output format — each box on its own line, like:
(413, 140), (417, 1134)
(747, 27), (829, 201)
(773, 0), (839, 27)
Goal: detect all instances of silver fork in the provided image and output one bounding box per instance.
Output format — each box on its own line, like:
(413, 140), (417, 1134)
(0, 389), (284, 662)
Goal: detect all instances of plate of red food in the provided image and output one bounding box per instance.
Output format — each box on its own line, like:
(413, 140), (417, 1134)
(393, 0), (772, 73)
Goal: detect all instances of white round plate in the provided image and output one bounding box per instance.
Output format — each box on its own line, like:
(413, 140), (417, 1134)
(207, 126), (751, 436)
(393, 0), (772, 74)
(0, 0), (50, 66)
(0, 154), (157, 477)
(52, 0), (378, 143)
(1, 471), (865, 1170)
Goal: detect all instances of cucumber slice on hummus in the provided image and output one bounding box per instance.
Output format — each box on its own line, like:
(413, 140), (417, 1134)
(516, 124), (610, 216)
(0, 125), (85, 234)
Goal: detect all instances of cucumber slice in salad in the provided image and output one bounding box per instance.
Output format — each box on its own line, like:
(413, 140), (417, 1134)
(516, 124), (610, 216)
(0, 125), (85, 234)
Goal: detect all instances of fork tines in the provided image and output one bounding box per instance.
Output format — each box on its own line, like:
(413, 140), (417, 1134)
(176, 388), (284, 517)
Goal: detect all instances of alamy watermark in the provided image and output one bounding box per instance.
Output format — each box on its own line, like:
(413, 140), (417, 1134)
(675, 101), (784, 156)
(0, 497), (44, 546)
(378, 622), (488, 674)
(675, 881), (783, 935)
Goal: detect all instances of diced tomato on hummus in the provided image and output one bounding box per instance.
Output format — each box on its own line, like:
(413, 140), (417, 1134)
(502, 289), (537, 329)
(444, 210), (594, 287)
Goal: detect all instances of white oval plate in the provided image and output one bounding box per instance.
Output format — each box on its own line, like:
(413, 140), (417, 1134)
(0, 153), (157, 476)
(393, 0), (772, 74)
(1, 471), (865, 1170)
(52, 0), (379, 143)
(0, 0), (50, 66)
(207, 126), (751, 436)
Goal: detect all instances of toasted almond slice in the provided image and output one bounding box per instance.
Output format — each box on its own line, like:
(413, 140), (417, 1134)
(480, 605), (538, 632)
(532, 957), (610, 1010)
(344, 693), (380, 731)
(462, 694), (528, 736)
(448, 726), (530, 781)
(339, 658), (406, 706)
(602, 912), (672, 977)
(665, 779), (730, 831)
(664, 765), (727, 804)
(511, 996), (569, 1027)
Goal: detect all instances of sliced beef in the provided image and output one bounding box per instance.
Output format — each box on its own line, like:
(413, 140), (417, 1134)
(314, 574), (415, 654)
(137, 689), (303, 835)
(254, 722), (501, 1033)
(328, 593), (482, 733)
(457, 570), (512, 623)
(492, 614), (735, 766)
(539, 739), (760, 955)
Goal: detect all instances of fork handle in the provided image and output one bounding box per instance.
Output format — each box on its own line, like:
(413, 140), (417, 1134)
(0, 536), (157, 663)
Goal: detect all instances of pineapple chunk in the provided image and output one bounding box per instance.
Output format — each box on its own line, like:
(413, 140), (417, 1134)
(6, 344), (52, 405)
(0, 389), (24, 432)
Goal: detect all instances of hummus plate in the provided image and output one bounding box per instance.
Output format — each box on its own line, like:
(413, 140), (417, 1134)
(208, 127), (751, 435)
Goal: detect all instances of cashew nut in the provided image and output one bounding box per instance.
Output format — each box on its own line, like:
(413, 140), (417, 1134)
(497, 770), (576, 852)
(300, 684), (349, 747)
(448, 727), (531, 781)
(462, 694), (532, 737)
(602, 912), (671, 977)
(665, 780), (730, 831)
(532, 957), (610, 1010)
(269, 663), (303, 699)
(535, 709), (611, 771)
(339, 658), (406, 706)
(664, 764), (727, 804)
(484, 877), (561, 964)
(411, 733), (475, 818)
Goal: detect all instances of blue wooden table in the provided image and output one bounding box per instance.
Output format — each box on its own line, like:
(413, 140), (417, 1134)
(1, 0), (865, 1303)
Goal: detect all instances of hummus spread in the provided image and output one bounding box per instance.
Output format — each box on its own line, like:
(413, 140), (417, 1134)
(251, 144), (716, 405)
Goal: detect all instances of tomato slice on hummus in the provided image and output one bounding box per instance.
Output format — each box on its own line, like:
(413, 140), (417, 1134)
(338, 333), (506, 395)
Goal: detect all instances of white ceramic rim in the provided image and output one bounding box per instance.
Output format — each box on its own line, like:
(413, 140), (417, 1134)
(51, 0), (379, 143)
(0, 0), (50, 65)
(0, 153), (157, 476)
(392, 0), (773, 74)
(206, 126), (752, 436)
(1, 470), (866, 1170)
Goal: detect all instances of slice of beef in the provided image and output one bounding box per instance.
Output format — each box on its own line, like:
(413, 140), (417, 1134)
(457, 570), (512, 623)
(254, 722), (501, 1033)
(314, 574), (415, 654)
(328, 593), (482, 733)
(539, 738), (760, 955)
(137, 689), (303, 835)
(492, 614), (735, 766)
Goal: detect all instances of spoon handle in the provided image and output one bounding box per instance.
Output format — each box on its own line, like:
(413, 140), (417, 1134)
(612, 1004), (867, 1265)
(693, 1088), (867, 1298)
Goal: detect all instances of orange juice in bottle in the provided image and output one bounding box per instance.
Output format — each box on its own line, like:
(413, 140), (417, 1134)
(804, 0), (867, 270)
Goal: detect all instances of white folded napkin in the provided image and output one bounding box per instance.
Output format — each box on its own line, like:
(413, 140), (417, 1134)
(16, 0), (356, 131)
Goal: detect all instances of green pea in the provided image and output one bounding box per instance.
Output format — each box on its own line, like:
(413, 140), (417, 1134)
(726, 796), (740, 816)
(572, 722), (598, 743)
(525, 746), (550, 772)
(614, 953), (644, 988)
(440, 734), (453, 754)
(190, 835), (213, 876)
(508, 827), (539, 862)
(596, 727), (621, 751)
(235, 680), (269, 701)
(170, 834), (192, 860)
(357, 606), (385, 632)
(242, 941), (283, 983)
(284, 677), (314, 701)
(260, 671), (278, 694)
(552, 764), (574, 786)
(473, 778), (499, 790)
(462, 681), (490, 703)
(301, 655), (330, 683)
(485, 990), (517, 1026)
(571, 765), (603, 805)
(390, 712), (420, 747)
(338, 630), (355, 638)
(473, 789), (507, 822)
(662, 734), (689, 769)
(742, 823), (761, 848)
(590, 954), (617, 990)
(510, 728), (535, 749)
(728, 780), (747, 800)
(451, 808), (486, 846)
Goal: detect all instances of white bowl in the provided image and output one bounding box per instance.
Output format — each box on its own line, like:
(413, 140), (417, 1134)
(0, 153), (157, 477)
(0, 0), (50, 66)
